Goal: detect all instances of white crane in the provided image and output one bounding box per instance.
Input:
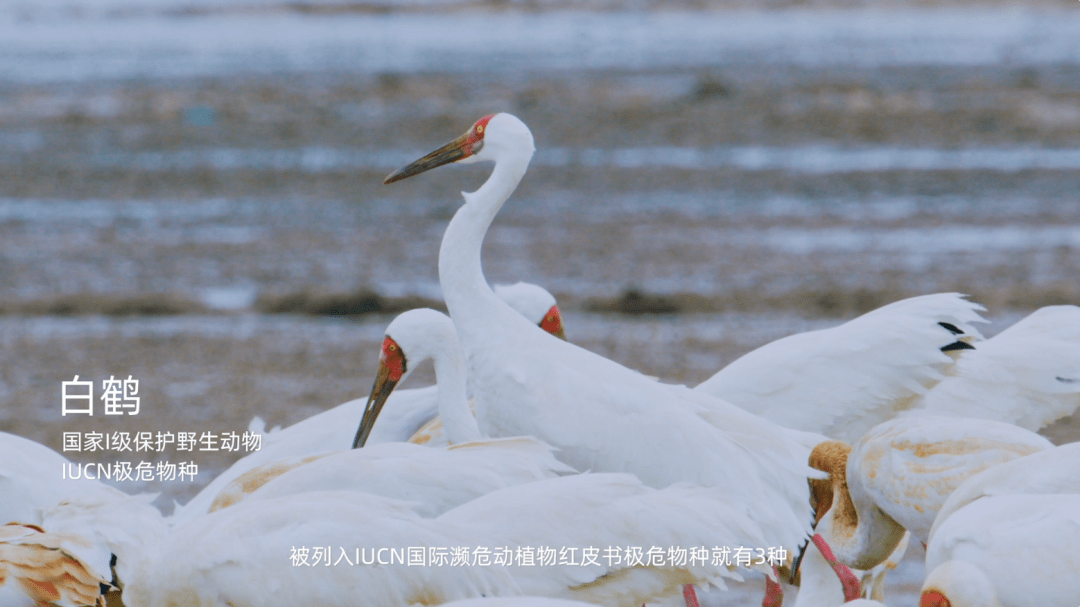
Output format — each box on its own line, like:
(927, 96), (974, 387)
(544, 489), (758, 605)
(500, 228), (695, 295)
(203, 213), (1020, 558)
(171, 282), (566, 526)
(408, 282), (565, 448)
(790, 511), (910, 606)
(808, 305), (1079, 560)
(912, 304), (1080, 430)
(437, 473), (774, 605)
(928, 441), (1080, 545)
(494, 282), (566, 341)
(695, 292), (986, 443)
(1, 431), (124, 526)
(125, 474), (774, 607)
(200, 308), (573, 518)
(920, 494), (1080, 607)
(125, 491), (518, 607)
(0, 523), (112, 607)
(918, 423), (1080, 607)
(704, 304), (1078, 461)
(692, 269), (1078, 452)
(807, 416), (1053, 572)
(791, 306), (1079, 600)
(207, 437), (571, 518)
(691, 294), (983, 602)
(188, 308), (775, 606)
(0, 432), (168, 605)
(384, 113), (832, 606)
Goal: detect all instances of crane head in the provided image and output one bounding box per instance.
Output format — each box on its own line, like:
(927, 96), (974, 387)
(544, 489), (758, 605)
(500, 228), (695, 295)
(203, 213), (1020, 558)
(493, 281), (568, 341)
(384, 114), (496, 184)
(540, 305), (566, 340)
(920, 590), (951, 607)
(352, 335), (407, 448)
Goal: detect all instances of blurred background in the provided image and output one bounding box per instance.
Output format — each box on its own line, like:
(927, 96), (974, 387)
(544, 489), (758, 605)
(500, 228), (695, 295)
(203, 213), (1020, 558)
(1, 0), (1079, 601)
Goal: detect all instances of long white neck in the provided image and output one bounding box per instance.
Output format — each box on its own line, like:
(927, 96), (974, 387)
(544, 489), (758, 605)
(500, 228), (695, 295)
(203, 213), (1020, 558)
(438, 143), (533, 339)
(430, 337), (482, 445)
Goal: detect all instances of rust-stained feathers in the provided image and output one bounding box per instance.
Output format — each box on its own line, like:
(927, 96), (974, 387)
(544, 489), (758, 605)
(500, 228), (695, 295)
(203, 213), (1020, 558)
(0, 523), (111, 607)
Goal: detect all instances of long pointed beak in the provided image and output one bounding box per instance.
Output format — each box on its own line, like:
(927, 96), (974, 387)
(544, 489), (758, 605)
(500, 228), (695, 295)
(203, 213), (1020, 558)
(352, 363), (399, 448)
(384, 131), (474, 184)
(790, 536), (810, 584)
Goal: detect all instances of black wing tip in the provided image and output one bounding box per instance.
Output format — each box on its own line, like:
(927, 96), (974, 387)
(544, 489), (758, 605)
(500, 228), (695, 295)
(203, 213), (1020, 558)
(938, 321), (964, 335)
(940, 340), (976, 352)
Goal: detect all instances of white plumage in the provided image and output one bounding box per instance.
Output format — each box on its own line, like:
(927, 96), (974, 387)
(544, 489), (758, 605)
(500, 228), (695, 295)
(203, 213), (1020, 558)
(0, 431), (124, 527)
(126, 473), (773, 607)
(695, 303), (1078, 472)
(914, 305), (1080, 430)
(174, 305), (772, 605)
(170, 382), (440, 525)
(35, 494), (167, 594)
(436, 473), (773, 605)
(695, 293), (986, 443)
(171, 283), (564, 527)
(802, 420), (1048, 606)
(689, 291), (987, 602)
(386, 112), (825, 559)
(167, 385), (434, 527)
(206, 438), (571, 518)
(921, 494), (1080, 607)
(806, 414), (1052, 576)
(797, 306), (1079, 601)
(196, 308), (573, 519)
(0, 523), (112, 607)
(0, 432), (168, 580)
(124, 491), (518, 607)
(928, 441), (1080, 545)
(849, 415), (1053, 545)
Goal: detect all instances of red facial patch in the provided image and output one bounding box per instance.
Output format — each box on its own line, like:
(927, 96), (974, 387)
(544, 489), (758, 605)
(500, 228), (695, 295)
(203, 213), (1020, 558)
(463, 114), (496, 147)
(920, 590), (951, 607)
(540, 304), (564, 336)
(380, 336), (406, 381)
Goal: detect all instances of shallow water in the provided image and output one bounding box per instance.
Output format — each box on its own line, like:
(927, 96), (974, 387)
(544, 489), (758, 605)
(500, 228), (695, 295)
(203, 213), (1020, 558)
(49, 144), (1080, 174)
(4, 8), (1080, 83)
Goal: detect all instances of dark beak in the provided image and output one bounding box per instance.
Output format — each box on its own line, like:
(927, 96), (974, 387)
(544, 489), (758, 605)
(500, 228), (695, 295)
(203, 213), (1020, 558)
(384, 131), (475, 184)
(352, 362), (399, 448)
(790, 536), (810, 584)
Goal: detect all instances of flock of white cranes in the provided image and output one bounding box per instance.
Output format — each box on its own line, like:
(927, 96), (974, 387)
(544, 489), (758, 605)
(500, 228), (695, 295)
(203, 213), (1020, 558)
(2, 113), (1079, 607)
